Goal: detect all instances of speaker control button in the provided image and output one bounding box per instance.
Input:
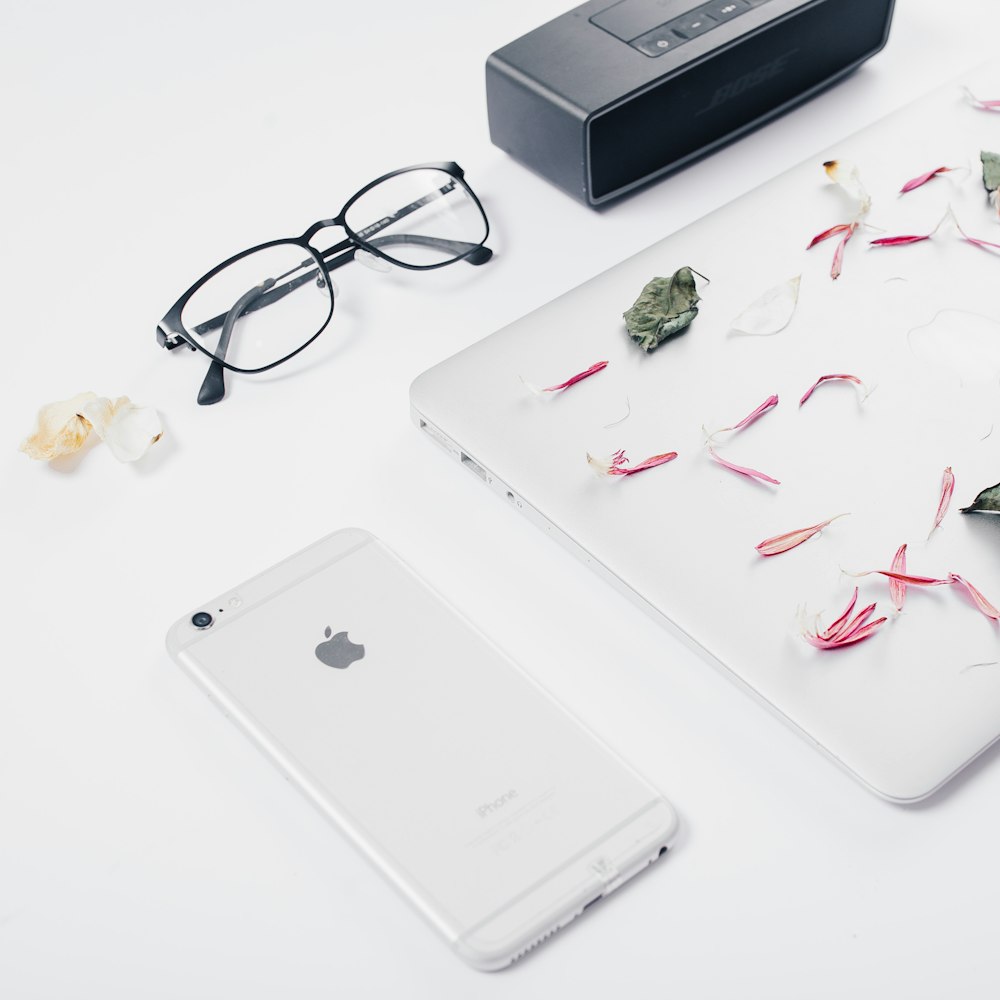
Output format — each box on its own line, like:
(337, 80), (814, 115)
(668, 12), (715, 38)
(700, 0), (750, 22)
(631, 26), (687, 57)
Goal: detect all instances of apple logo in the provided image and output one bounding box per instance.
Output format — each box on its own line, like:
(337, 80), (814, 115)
(314, 626), (365, 669)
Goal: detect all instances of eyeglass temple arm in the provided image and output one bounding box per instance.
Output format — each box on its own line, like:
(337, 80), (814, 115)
(351, 180), (455, 241)
(364, 233), (492, 263)
(197, 279), (275, 405)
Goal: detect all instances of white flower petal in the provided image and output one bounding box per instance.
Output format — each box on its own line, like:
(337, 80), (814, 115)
(729, 275), (801, 336)
(80, 396), (163, 463)
(824, 159), (871, 215)
(19, 392), (98, 461)
(586, 451), (614, 477)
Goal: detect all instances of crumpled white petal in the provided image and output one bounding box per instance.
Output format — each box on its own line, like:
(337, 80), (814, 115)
(19, 392), (98, 460)
(729, 275), (801, 336)
(79, 396), (163, 463)
(824, 159), (871, 215)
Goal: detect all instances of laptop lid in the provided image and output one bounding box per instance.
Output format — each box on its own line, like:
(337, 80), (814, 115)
(411, 63), (1000, 802)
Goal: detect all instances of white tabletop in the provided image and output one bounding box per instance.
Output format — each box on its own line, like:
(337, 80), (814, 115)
(5, 2), (1000, 996)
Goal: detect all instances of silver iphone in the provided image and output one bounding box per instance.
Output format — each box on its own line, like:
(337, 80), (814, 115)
(166, 528), (678, 970)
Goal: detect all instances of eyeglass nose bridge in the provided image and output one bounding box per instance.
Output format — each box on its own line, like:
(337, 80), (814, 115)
(301, 216), (347, 244)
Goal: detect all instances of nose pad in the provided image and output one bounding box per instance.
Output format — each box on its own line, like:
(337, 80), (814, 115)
(314, 275), (339, 299)
(355, 249), (392, 273)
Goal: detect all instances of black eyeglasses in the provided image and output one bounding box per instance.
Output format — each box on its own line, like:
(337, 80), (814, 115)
(156, 161), (492, 405)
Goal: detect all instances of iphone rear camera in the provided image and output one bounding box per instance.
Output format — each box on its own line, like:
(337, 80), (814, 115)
(191, 611), (214, 629)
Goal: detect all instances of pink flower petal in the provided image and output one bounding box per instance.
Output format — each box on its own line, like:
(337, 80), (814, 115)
(946, 210), (1000, 252)
(870, 234), (933, 247)
(820, 592), (880, 644)
(947, 574), (1000, 621)
(830, 225), (855, 280)
(524, 360), (608, 395)
(838, 603), (882, 642)
(798, 373), (865, 407)
(899, 167), (954, 194)
(889, 544), (908, 611)
(587, 448), (677, 478)
(818, 587), (860, 641)
(755, 513), (848, 556)
(851, 569), (951, 587)
(869, 208), (1000, 253)
(626, 451), (678, 474)
(708, 446), (780, 485)
(802, 587), (887, 650)
(716, 394), (779, 434)
(807, 223), (852, 249)
(803, 616), (887, 649)
(963, 87), (1000, 111)
(851, 563), (999, 620)
(929, 467), (955, 538)
(959, 232), (1000, 252)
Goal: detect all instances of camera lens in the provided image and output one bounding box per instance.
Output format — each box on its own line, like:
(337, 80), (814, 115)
(191, 611), (214, 629)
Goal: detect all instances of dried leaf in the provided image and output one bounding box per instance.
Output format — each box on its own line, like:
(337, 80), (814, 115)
(889, 544), (908, 611)
(19, 392), (98, 461)
(708, 446), (780, 486)
(961, 481), (1000, 515)
(801, 587), (887, 650)
(899, 166), (956, 194)
(798, 373), (866, 407)
(729, 276), (800, 336)
(929, 467), (955, 538)
(79, 396), (163, 463)
(586, 448), (677, 478)
(981, 151), (1000, 193)
(521, 360), (608, 396)
(755, 513), (848, 557)
(623, 268), (700, 352)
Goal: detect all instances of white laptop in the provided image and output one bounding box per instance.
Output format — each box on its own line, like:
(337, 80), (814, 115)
(411, 64), (1000, 802)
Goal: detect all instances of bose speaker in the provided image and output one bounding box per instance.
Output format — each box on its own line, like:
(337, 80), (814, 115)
(486, 0), (895, 206)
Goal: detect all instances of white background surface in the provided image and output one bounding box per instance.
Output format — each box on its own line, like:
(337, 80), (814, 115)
(4, 1), (1000, 996)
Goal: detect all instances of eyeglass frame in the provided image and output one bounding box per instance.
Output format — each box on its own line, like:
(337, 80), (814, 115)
(155, 160), (492, 378)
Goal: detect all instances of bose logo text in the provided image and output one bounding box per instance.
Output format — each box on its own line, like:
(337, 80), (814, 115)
(698, 51), (797, 114)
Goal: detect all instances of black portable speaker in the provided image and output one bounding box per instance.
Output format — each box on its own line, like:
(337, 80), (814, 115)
(486, 0), (895, 206)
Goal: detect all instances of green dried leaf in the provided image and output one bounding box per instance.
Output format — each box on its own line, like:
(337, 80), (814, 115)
(981, 151), (1000, 193)
(960, 480), (1000, 515)
(623, 267), (700, 352)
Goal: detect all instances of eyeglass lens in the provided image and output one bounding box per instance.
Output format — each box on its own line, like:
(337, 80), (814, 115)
(344, 168), (487, 267)
(180, 243), (333, 372)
